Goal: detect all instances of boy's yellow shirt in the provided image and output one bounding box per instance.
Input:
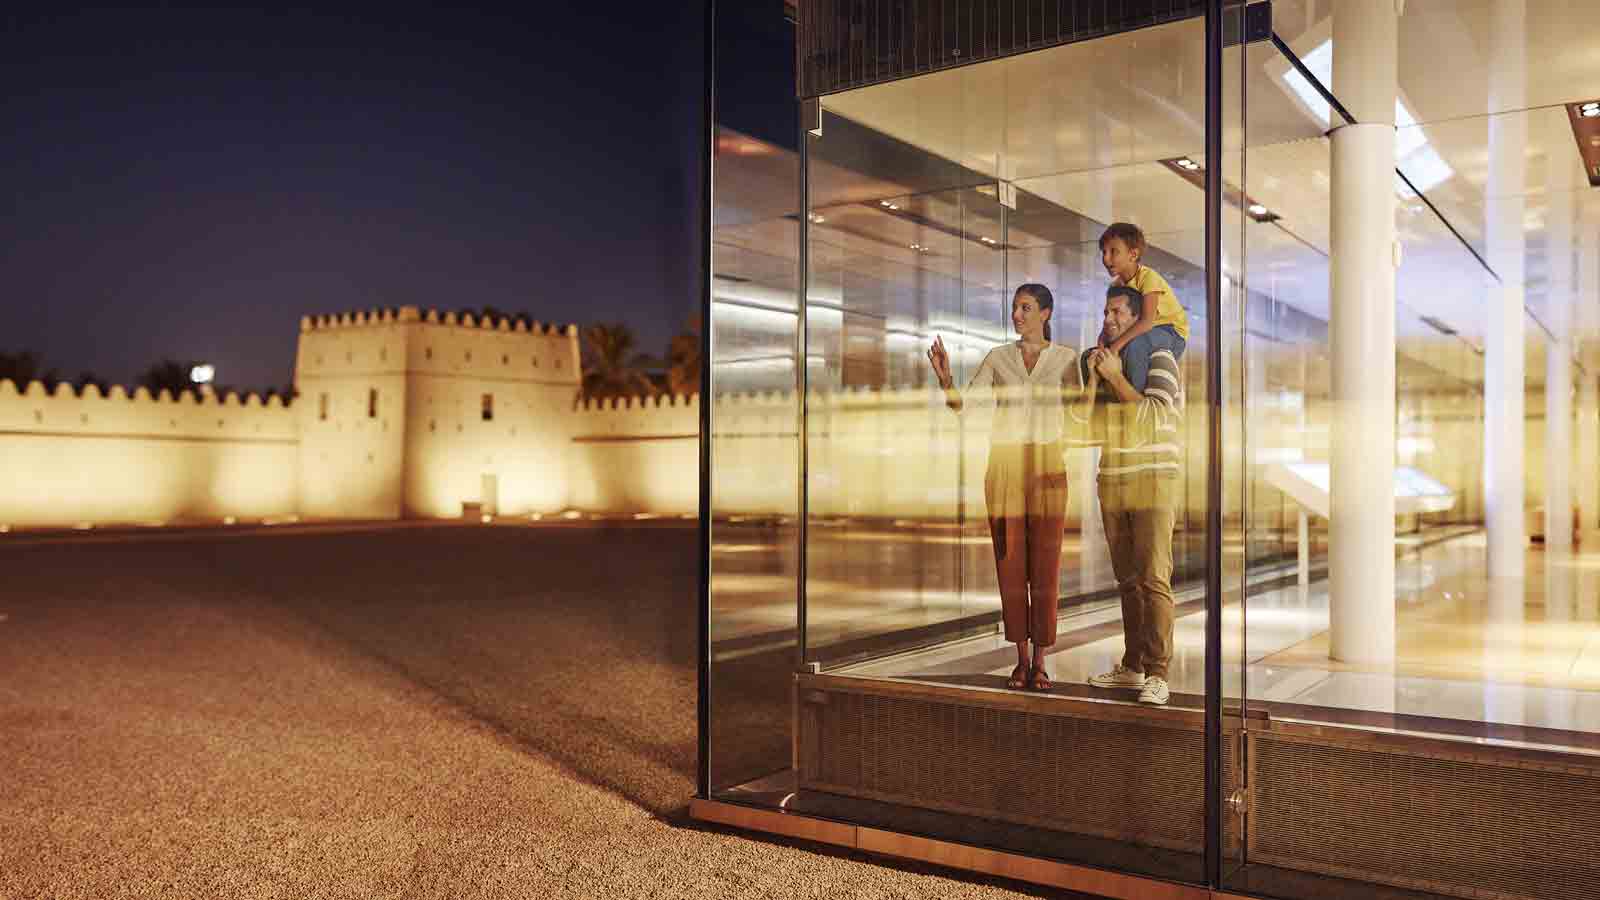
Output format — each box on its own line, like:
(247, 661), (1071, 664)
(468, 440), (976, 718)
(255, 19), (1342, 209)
(1125, 265), (1189, 340)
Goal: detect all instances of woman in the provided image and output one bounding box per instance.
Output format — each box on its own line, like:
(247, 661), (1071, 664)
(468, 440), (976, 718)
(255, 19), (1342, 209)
(927, 284), (1084, 692)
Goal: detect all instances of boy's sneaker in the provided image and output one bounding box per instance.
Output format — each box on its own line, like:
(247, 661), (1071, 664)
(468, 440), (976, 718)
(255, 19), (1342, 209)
(1138, 676), (1170, 706)
(1088, 665), (1146, 689)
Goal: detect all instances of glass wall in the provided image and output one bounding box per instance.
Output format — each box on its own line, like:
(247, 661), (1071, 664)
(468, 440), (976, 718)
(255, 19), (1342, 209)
(1231, 0), (1600, 754)
(1226, 2), (1600, 899)
(709, 9), (1232, 886)
(802, 18), (1220, 675)
(706, 2), (1600, 898)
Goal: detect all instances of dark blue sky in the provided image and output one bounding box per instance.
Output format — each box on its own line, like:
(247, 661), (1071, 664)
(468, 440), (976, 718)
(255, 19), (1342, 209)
(2, 4), (793, 392)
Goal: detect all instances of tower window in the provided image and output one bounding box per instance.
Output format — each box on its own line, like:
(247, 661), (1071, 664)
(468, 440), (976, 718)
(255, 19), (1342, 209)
(481, 393), (494, 421)
(318, 393), (329, 421)
(368, 388), (378, 418)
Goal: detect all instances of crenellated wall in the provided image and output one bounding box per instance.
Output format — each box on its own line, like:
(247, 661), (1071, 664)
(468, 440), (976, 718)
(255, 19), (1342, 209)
(294, 305), (583, 518)
(399, 308), (581, 518)
(0, 379), (297, 527)
(0, 309), (1559, 530)
(569, 393), (702, 514)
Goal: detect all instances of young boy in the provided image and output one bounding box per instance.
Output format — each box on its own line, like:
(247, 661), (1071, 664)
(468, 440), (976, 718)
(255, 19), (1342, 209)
(1098, 222), (1187, 391)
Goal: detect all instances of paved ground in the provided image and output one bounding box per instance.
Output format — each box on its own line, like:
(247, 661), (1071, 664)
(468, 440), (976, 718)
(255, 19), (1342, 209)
(0, 523), (1077, 899)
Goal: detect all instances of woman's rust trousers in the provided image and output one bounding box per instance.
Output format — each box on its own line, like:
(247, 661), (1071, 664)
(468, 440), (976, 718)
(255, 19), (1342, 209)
(984, 442), (1067, 647)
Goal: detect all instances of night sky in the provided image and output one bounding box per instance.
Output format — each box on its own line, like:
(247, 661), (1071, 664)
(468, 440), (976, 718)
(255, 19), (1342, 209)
(2, 4), (793, 393)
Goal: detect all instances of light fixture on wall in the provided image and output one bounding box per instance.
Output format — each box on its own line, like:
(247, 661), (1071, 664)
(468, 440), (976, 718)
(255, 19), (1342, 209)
(868, 198), (1016, 251)
(189, 364), (215, 385)
(1569, 101), (1600, 187)
(1159, 157), (1281, 222)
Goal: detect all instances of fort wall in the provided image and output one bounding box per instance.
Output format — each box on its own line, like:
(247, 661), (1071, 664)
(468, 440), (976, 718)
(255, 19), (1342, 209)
(0, 379), (297, 527)
(0, 307), (1543, 531)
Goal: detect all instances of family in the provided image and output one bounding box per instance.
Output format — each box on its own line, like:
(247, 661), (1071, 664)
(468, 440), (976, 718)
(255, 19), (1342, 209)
(925, 222), (1186, 706)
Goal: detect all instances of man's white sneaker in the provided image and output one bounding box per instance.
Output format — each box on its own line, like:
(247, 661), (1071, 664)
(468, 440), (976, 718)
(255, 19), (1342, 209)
(1088, 665), (1147, 689)
(1138, 677), (1170, 706)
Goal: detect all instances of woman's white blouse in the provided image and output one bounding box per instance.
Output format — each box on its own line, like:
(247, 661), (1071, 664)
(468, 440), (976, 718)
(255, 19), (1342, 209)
(960, 342), (1084, 445)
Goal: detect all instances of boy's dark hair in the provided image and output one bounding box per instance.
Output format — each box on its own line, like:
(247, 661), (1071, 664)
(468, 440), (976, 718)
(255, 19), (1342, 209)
(1098, 222), (1147, 253)
(1106, 284), (1143, 318)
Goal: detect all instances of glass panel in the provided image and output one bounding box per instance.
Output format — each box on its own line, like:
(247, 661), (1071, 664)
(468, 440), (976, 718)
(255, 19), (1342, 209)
(1233, 0), (1600, 748)
(793, 16), (1217, 883)
(1229, 2), (1600, 897)
(704, 3), (802, 804)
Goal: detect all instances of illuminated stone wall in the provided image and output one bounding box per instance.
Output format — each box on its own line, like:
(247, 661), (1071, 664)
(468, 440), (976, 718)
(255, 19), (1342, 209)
(0, 313), (1563, 530)
(395, 309), (582, 517)
(0, 379), (297, 527)
(294, 310), (410, 519)
(295, 306), (583, 519)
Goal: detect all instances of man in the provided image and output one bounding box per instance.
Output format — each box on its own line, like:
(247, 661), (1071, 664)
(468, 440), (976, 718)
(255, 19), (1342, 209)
(1076, 285), (1183, 705)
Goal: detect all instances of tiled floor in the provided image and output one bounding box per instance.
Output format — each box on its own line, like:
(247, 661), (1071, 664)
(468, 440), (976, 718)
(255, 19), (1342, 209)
(845, 534), (1600, 737)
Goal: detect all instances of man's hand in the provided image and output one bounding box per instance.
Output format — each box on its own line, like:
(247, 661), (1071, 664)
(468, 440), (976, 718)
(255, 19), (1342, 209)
(1091, 347), (1124, 380)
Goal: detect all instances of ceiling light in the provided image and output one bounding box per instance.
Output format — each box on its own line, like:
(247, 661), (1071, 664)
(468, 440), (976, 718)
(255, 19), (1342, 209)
(1249, 203), (1269, 216)
(1582, 102), (1600, 113)
(1177, 158), (1200, 170)
(981, 236), (996, 244)
(1583, 106), (1600, 119)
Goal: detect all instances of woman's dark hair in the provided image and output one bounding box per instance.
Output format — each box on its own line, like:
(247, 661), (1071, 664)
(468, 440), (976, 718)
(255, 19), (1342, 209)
(1015, 283), (1054, 341)
(1106, 283), (1143, 318)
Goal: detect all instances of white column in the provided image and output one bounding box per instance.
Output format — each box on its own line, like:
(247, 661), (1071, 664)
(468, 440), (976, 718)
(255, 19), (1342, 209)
(1327, 0), (1398, 665)
(1544, 122), (1575, 555)
(1484, 0), (1527, 578)
(1580, 218), (1600, 541)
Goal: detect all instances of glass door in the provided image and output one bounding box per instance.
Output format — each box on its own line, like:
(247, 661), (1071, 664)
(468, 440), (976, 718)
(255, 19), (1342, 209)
(791, 13), (1226, 885)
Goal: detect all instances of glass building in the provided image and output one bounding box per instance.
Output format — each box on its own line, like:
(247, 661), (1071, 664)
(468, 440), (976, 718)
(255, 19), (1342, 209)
(694, 3), (1600, 898)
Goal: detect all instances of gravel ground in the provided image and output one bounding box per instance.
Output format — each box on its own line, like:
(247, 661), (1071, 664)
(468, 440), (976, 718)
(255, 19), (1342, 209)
(0, 524), (1080, 899)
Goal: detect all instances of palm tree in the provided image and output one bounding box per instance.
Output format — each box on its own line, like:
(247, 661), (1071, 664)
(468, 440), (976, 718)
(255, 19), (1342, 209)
(138, 358), (198, 398)
(666, 316), (702, 395)
(0, 350), (59, 386)
(581, 323), (657, 398)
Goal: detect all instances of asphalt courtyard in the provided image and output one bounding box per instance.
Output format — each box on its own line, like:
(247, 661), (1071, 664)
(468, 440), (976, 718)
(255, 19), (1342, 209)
(1, 522), (1082, 899)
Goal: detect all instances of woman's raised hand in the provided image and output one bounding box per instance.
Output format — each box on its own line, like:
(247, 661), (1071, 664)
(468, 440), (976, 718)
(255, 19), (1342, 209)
(926, 335), (953, 388)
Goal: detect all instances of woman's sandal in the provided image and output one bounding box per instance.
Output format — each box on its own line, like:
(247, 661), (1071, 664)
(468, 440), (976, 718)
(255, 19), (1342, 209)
(1007, 664), (1030, 690)
(1030, 668), (1052, 692)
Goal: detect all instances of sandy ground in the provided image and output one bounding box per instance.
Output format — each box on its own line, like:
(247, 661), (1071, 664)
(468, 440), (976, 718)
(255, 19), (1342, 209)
(0, 523), (1081, 899)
